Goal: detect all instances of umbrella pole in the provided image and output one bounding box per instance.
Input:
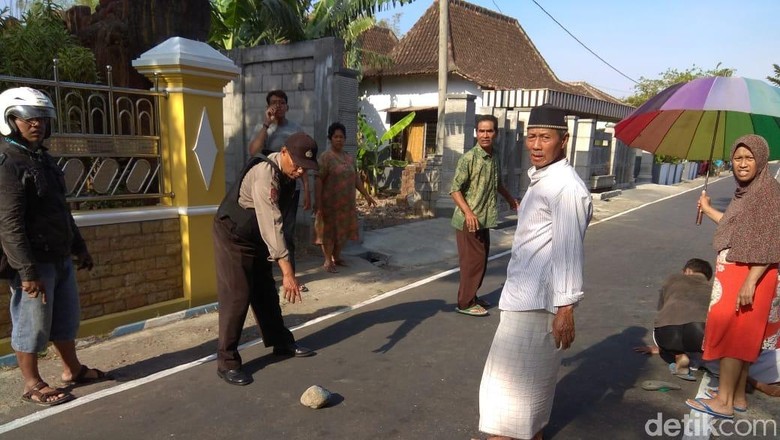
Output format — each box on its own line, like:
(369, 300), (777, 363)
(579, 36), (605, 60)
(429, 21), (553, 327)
(697, 111), (720, 225)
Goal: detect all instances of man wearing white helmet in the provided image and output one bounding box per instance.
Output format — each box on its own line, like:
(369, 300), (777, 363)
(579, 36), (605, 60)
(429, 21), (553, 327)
(0, 87), (108, 406)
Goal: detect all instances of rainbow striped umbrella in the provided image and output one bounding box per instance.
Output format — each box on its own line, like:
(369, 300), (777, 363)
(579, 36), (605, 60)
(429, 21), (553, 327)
(615, 76), (780, 161)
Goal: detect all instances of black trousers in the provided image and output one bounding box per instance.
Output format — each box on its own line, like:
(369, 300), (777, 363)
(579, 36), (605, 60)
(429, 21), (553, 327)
(654, 322), (705, 364)
(213, 218), (295, 370)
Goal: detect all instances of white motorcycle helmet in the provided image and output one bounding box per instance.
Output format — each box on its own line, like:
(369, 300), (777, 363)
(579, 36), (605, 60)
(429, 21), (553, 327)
(0, 87), (57, 139)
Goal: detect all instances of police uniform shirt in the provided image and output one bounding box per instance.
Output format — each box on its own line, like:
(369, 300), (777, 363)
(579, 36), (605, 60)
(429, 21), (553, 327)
(237, 153), (289, 261)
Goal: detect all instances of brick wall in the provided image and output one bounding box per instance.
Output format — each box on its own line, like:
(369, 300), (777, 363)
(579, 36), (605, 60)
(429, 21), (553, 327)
(0, 218), (183, 339)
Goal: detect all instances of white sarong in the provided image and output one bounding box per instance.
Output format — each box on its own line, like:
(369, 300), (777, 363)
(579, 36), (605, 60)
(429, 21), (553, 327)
(479, 310), (562, 439)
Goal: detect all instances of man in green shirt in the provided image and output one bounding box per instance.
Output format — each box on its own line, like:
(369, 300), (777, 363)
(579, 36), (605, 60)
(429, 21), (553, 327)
(450, 114), (518, 316)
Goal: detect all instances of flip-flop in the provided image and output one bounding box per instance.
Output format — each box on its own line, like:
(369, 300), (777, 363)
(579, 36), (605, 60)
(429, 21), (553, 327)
(669, 362), (696, 381)
(685, 398), (734, 419)
(704, 389), (747, 412)
(641, 380), (681, 391)
(455, 304), (488, 316)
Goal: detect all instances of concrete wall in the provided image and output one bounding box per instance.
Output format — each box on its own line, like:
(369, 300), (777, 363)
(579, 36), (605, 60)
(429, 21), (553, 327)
(223, 37), (358, 188)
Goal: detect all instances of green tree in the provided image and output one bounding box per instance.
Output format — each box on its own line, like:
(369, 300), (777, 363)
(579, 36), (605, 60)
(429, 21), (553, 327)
(624, 63), (735, 108)
(767, 64), (780, 87)
(208, 0), (413, 69)
(0, 0), (97, 82)
(357, 111), (413, 194)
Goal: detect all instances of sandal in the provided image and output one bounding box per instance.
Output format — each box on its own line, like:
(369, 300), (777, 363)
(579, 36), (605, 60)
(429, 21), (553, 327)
(323, 263), (338, 273)
(456, 304), (488, 316)
(668, 362), (696, 381)
(641, 380), (681, 391)
(685, 397), (734, 419)
(704, 389), (747, 412)
(22, 381), (74, 406)
(62, 365), (112, 385)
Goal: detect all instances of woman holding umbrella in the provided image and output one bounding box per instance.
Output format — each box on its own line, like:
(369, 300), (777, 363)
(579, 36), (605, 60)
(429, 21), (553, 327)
(686, 134), (780, 418)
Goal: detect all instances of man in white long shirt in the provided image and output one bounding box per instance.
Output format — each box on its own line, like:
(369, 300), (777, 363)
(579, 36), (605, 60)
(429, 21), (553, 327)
(478, 104), (593, 440)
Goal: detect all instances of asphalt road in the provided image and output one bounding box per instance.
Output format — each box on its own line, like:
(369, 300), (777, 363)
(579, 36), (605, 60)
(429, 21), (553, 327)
(3, 174), (778, 440)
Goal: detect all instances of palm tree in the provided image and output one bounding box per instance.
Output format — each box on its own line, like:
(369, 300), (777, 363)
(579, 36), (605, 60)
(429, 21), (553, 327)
(208, 0), (413, 69)
(768, 64), (780, 87)
(209, 0), (304, 49)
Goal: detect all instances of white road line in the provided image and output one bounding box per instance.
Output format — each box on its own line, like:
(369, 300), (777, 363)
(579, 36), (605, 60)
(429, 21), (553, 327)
(590, 176), (727, 227)
(0, 177), (728, 434)
(0, 270), (465, 434)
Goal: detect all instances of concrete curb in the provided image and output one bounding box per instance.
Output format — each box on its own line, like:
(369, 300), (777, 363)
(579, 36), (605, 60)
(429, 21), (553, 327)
(110, 302), (219, 338)
(0, 302), (220, 368)
(598, 189), (622, 200)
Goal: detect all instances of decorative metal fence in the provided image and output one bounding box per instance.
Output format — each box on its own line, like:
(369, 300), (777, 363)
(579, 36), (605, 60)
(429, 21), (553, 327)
(0, 61), (172, 207)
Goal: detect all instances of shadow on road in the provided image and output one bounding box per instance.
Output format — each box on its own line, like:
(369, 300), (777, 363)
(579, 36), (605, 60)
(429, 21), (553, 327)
(546, 326), (650, 438)
(106, 306), (350, 382)
(296, 299), (450, 354)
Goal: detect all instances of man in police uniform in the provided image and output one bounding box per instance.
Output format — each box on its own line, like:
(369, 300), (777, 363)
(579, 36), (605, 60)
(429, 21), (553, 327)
(213, 132), (318, 386)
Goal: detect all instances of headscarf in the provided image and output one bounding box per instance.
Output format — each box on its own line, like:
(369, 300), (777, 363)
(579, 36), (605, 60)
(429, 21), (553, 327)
(712, 134), (780, 264)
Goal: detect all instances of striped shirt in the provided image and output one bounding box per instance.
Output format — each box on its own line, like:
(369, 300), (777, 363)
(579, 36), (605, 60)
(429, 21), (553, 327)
(499, 159), (592, 313)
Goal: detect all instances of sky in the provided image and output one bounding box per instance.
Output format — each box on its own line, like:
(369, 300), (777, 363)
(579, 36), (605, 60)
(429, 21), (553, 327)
(375, 0), (780, 98)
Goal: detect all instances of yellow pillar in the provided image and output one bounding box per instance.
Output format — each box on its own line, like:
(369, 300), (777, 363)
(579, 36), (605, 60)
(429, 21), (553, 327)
(133, 37), (239, 306)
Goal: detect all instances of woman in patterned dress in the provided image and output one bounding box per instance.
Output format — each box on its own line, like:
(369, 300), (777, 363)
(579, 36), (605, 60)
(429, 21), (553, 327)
(686, 134), (780, 418)
(314, 122), (375, 272)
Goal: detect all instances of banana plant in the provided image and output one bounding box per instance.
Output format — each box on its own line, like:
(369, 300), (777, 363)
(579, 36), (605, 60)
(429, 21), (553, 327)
(356, 111), (414, 195)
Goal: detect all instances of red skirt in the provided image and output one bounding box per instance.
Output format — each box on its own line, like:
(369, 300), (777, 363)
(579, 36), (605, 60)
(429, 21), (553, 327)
(702, 250), (779, 363)
(763, 273), (780, 350)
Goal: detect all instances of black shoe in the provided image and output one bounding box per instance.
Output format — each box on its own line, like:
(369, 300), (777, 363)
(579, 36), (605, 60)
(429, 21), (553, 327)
(272, 343), (316, 357)
(217, 368), (252, 386)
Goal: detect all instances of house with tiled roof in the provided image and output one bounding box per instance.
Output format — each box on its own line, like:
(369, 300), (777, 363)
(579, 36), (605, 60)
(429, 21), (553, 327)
(360, 0), (634, 177)
(358, 26), (398, 58)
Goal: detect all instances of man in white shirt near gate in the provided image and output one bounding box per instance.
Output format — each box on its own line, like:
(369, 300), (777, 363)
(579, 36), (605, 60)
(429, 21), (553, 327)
(478, 104), (593, 440)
